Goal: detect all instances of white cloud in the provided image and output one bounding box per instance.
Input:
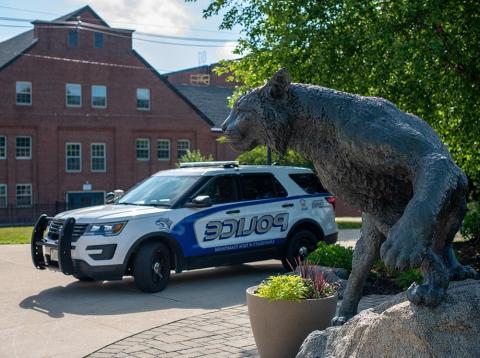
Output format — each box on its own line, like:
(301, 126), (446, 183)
(214, 41), (239, 61)
(69, 0), (192, 34)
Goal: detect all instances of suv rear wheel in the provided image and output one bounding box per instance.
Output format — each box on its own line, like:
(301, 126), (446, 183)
(133, 241), (171, 293)
(282, 230), (318, 271)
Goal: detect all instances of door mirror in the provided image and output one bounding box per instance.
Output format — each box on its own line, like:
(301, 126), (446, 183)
(185, 195), (212, 208)
(106, 189), (124, 204)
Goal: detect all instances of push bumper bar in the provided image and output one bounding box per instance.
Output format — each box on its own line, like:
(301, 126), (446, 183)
(31, 214), (76, 275)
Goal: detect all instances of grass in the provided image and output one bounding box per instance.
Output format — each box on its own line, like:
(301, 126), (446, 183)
(0, 226), (33, 244)
(336, 217), (362, 229)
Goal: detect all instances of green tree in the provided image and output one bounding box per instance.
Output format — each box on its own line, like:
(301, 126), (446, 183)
(177, 149), (214, 166)
(190, 0), (480, 192)
(237, 145), (313, 169)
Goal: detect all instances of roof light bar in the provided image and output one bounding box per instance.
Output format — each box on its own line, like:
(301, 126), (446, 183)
(179, 161), (239, 168)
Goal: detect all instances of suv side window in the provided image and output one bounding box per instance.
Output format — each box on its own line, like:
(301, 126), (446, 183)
(195, 175), (238, 205)
(289, 173), (326, 194)
(240, 173), (287, 201)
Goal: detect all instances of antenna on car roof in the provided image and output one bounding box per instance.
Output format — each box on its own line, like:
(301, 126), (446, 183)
(179, 161), (239, 168)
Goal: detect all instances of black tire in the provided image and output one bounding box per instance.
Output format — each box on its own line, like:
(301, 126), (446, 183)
(282, 230), (319, 271)
(73, 275), (96, 282)
(133, 241), (171, 293)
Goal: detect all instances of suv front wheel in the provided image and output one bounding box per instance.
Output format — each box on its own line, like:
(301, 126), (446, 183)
(282, 230), (318, 271)
(133, 241), (171, 293)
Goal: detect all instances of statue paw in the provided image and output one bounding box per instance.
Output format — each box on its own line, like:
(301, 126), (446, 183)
(406, 282), (445, 307)
(380, 233), (427, 271)
(450, 265), (479, 281)
(331, 314), (353, 326)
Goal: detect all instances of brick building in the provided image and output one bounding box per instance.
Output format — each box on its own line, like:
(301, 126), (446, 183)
(0, 6), (236, 224)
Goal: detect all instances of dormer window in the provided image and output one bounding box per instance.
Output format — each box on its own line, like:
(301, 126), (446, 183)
(94, 32), (104, 48)
(68, 30), (79, 47)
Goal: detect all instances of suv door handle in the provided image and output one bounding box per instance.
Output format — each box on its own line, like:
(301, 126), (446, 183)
(282, 203), (294, 208)
(226, 210), (240, 214)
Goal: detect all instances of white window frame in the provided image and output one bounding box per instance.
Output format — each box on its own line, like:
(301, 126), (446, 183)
(136, 88), (151, 111)
(15, 183), (32, 208)
(157, 139), (171, 161)
(66, 83), (82, 108)
(0, 184), (7, 208)
(15, 81), (32, 106)
(177, 139), (191, 160)
(91, 85), (107, 109)
(0, 135), (6, 159)
(15, 136), (32, 160)
(91, 143), (106, 172)
(136, 138), (150, 161)
(66, 142), (82, 173)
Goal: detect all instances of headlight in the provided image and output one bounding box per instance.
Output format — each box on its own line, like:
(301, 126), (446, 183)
(84, 221), (127, 236)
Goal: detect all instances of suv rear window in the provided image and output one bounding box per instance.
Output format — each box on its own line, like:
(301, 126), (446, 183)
(240, 173), (287, 200)
(289, 173), (326, 194)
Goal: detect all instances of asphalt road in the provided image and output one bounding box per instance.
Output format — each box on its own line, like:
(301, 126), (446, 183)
(0, 229), (360, 358)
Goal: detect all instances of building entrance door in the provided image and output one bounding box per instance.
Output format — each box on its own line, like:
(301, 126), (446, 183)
(67, 192), (105, 210)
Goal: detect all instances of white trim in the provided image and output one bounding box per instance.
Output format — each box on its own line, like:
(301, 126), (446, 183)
(15, 81), (32, 106)
(91, 85), (107, 109)
(66, 83), (82, 108)
(15, 136), (32, 160)
(0, 135), (6, 160)
(66, 142), (82, 173)
(136, 88), (151, 111)
(157, 139), (171, 161)
(0, 184), (7, 209)
(91, 142), (106, 172)
(136, 138), (150, 161)
(15, 183), (32, 208)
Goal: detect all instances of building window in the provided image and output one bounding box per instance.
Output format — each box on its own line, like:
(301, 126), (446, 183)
(177, 139), (190, 160)
(136, 138), (150, 160)
(91, 85), (107, 108)
(0, 184), (6, 208)
(0, 136), (6, 159)
(68, 30), (79, 47)
(136, 88), (150, 110)
(66, 83), (82, 107)
(94, 32), (104, 48)
(16, 81), (32, 105)
(66, 143), (81, 172)
(16, 136), (31, 159)
(157, 139), (170, 161)
(91, 143), (106, 172)
(16, 184), (32, 208)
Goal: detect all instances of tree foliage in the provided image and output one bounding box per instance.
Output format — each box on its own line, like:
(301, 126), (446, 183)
(192, 0), (480, 191)
(178, 149), (214, 165)
(237, 145), (313, 169)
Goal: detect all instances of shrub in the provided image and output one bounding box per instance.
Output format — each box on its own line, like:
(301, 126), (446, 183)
(177, 149), (213, 165)
(237, 145), (313, 169)
(256, 275), (309, 302)
(307, 242), (353, 271)
(394, 269), (422, 290)
(461, 202), (480, 241)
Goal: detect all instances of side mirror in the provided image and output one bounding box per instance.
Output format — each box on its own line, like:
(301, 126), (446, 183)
(185, 195), (212, 208)
(106, 189), (124, 204)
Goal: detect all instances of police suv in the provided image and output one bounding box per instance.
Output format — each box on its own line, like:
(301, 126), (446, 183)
(31, 162), (338, 292)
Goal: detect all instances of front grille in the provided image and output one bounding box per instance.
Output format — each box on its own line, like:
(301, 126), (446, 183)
(47, 220), (89, 242)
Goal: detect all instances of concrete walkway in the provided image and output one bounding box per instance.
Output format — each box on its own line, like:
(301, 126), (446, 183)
(88, 295), (391, 358)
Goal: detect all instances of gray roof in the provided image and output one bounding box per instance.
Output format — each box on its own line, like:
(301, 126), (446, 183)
(172, 85), (233, 127)
(0, 30), (36, 70)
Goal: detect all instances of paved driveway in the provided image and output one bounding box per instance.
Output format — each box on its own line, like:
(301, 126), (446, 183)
(0, 230), (360, 358)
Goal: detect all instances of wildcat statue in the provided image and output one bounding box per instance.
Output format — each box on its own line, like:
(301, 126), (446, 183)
(221, 68), (478, 325)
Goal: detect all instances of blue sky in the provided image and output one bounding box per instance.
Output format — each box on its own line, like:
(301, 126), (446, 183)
(0, 0), (240, 73)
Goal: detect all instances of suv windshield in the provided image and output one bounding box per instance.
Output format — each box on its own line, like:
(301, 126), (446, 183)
(118, 175), (199, 206)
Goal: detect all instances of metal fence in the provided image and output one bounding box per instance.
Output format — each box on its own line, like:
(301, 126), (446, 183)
(0, 202), (67, 226)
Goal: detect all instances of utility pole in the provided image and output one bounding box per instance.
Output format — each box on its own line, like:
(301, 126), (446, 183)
(267, 146), (272, 165)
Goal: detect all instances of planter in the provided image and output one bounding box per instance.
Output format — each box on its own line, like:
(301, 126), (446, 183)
(246, 286), (337, 358)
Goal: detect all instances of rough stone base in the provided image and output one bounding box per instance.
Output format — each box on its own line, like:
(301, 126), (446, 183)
(297, 280), (480, 358)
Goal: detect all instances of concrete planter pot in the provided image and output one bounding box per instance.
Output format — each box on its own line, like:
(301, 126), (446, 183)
(246, 286), (337, 358)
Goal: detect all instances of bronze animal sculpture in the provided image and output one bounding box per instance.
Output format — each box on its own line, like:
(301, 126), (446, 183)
(221, 68), (478, 324)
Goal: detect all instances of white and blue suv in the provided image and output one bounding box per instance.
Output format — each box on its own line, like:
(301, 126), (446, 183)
(31, 162), (338, 292)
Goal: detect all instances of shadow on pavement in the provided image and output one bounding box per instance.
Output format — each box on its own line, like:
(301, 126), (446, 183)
(19, 262), (283, 318)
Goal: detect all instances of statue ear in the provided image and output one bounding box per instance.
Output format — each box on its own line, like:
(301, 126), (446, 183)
(265, 68), (291, 100)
